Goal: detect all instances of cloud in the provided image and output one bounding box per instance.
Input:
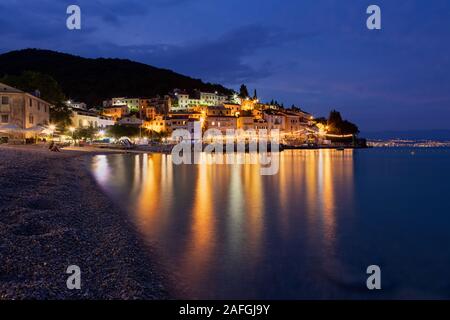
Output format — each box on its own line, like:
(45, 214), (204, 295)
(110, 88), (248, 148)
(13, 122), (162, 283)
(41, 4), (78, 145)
(0, 1), (313, 85)
(74, 25), (314, 85)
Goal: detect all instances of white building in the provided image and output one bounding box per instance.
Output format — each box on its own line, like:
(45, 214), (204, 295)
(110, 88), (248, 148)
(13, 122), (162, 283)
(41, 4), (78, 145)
(112, 97), (140, 112)
(66, 100), (87, 110)
(199, 91), (228, 106)
(172, 92), (190, 111)
(71, 108), (115, 128)
(172, 90), (231, 111)
(118, 115), (144, 126)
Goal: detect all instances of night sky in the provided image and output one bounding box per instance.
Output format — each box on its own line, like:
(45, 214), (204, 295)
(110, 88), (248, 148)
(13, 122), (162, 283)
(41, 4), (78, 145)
(1, 0), (449, 131)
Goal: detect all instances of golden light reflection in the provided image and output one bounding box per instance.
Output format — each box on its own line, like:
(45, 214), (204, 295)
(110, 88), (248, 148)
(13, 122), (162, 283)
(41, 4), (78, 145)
(242, 158), (264, 261)
(182, 153), (216, 283)
(283, 150), (355, 256)
(91, 150), (356, 298)
(91, 155), (110, 185)
(134, 154), (163, 238)
(227, 165), (245, 256)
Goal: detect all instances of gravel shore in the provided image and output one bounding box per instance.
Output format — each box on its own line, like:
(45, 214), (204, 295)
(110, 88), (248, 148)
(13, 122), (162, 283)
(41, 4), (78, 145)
(0, 145), (171, 299)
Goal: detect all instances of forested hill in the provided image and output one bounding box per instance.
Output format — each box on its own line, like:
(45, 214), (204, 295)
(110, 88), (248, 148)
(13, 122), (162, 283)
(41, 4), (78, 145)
(0, 49), (232, 106)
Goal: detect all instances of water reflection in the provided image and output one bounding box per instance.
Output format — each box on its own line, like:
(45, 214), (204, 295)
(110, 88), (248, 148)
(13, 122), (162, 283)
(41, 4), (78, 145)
(92, 150), (358, 298)
(183, 155), (216, 285)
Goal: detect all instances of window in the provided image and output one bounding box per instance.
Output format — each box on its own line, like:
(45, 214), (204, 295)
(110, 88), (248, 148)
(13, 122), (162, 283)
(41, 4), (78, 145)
(1, 115), (8, 123)
(38, 103), (41, 111)
(29, 98), (32, 107)
(29, 114), (34, 124)
(1, 96), (9, 105)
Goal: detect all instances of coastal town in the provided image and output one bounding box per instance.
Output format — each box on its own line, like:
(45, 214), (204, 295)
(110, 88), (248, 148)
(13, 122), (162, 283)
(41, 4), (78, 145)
(0, 82), (362, 149)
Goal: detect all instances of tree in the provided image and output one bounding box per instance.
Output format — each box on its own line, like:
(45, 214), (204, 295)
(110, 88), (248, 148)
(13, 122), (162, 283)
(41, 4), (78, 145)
(73, 127), (97, 140)
(253, 89), (258, 100)
(314, 117), (327, 125)
(107, 124), (141, 138)
(1, 71), (66, 105)
(340, 120), (359, 135)
(327, 110), (343, 127)
(326, 110), (359, 135)
(0, 49), (233, 106)
(146, 129), (170, 142)
(50, 102), (73, 131)
(239, 84), (249, 98)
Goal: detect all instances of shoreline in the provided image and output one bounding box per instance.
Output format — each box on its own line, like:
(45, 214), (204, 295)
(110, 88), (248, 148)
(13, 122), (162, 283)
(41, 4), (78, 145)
(0, 145), (174, 299)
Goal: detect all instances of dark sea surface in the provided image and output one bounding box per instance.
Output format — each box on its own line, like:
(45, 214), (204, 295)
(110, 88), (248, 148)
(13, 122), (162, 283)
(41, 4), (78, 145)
(91, 148), (450, 299)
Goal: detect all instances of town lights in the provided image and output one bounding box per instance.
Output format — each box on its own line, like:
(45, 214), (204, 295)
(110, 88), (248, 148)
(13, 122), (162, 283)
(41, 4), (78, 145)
(69, 127), (75, 133)
(98, 130), (105, 136)
(48, 124), (56, 140)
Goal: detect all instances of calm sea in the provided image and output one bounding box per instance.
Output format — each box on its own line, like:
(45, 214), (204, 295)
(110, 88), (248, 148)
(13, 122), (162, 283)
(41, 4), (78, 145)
(91, 148), (450, 299)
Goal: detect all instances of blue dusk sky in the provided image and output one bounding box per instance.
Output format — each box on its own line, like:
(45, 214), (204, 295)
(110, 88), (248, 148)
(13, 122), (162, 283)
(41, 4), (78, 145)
(1, 0), (449, 131)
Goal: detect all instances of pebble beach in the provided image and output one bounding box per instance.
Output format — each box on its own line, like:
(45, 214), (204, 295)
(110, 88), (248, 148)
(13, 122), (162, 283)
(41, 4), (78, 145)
(0, 145), (170, 299)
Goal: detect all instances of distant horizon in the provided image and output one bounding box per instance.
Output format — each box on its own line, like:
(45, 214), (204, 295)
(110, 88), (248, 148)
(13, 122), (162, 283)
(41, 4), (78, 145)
(361, 129), (450, 140)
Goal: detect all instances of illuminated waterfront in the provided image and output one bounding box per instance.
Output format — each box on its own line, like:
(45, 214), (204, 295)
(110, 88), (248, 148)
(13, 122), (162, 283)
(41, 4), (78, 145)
(91, 148), (450, 299)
